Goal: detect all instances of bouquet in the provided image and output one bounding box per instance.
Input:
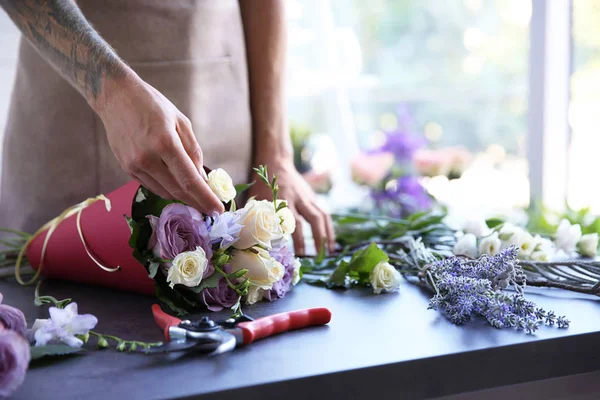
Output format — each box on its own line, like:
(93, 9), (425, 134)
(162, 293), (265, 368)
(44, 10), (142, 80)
(6, 166), (300, 317)
(127, 166), (300, 316)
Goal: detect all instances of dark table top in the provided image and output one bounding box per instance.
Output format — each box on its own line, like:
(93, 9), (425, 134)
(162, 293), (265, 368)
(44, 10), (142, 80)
(3, 277), (600, 400)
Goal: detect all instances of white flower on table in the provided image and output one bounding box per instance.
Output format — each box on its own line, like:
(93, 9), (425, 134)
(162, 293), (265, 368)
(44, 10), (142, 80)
(478, 232), (501, 256)
(167, 247), (209, 289)
(370, 261), (402, 295)
(554, 219), (582, 254)
(462, 218), (491, 238)
(501, 229), (535, 258)
(230, 247), (284, 290)
(577, 233), (599, 258)
(453, 233), (478, 258)
(234, 200), (284, 250)
(207, 168), (237, 203)
(30, 303), (98, 348)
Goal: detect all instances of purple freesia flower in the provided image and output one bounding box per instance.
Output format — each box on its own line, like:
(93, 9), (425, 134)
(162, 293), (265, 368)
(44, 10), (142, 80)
(207, 212), (243, 249)
(372, 176), (432, 217)
(0, 329), (30, 398)
(264, 243), (296, 301)
(202, 266), (239, 312)
(0, 305), (27, 336)
(147, 203), (214, 277)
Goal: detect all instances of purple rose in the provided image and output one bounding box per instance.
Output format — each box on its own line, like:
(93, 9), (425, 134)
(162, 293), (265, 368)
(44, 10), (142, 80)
(264, 244), (296, 301)
(0, 305), (27, 336)
(148, 203), (214, 277)
(0, 329), (30, 398)
(202, 266), (239, 312)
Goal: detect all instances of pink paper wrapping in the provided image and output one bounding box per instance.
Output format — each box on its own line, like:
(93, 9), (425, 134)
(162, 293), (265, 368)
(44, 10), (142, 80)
(26, 181), (155, 295)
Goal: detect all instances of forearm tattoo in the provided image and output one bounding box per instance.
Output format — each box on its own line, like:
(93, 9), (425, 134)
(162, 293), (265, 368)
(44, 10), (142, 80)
(1, 0), (125, 101)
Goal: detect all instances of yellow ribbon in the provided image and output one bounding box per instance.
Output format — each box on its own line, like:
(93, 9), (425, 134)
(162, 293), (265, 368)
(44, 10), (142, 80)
(15, 195), (121, 285)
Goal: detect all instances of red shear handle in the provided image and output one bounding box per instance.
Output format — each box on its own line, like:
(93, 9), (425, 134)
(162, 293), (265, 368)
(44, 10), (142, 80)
(237, 307), (332, 345)
(151, 304), (182, 341)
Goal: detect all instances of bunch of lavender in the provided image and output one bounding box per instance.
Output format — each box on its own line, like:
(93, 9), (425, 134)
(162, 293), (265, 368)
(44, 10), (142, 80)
(426, 246), (569, 334)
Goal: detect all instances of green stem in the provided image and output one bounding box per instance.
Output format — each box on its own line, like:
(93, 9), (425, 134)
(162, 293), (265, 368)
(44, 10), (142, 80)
(88, 331), (161, 349)
(0, 228), (32, 238)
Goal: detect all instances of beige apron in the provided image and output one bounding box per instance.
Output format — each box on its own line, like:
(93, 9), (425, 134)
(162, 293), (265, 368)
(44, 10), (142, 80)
(0, 0), (252, 233)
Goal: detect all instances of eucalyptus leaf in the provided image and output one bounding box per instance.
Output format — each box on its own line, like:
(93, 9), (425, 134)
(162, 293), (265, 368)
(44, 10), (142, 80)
(148, 261), (160, 279)
(328, 260), (350, 288)
(30, 345), (83, 361)
(187, 271), (222, 293)
(235, 182), (255, 197)
(155, 280), (190, 316)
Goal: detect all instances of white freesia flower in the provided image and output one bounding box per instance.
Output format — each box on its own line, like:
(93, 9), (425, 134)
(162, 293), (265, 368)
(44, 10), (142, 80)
(578, 233), (599, 257)
(453, 233), (478, 258)
(531, 234), (555, 261)
(530, 250), (550, 262)
(498, 223), (519, 241)
(167, 247), (209, 289)
(277, 204), (296, 236)
(478, 232), (501, 256)
(554, 219), (582, 254)
(245, 284), (265, 305)
(462, 218), (491, 238)
(234, 200), (284, 249)
(207, 168), (237, 203)
(501, 229), (535, 258)
(31, 303), (98, 348)
(370, 261), (402, 295)
(292, 258), (301, 285)
(230, 248), (284, 289)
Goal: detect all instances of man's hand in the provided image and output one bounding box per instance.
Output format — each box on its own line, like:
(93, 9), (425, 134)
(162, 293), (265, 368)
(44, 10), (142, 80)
(248, 160), (335, 255)
(97, 74), (224, 214)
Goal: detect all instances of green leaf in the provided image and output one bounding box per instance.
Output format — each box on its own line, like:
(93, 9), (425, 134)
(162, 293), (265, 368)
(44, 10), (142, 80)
(154, 281), (190, 316)
(148, 261), (160, 279)
(409, 213), (445, 231)
(187, 271), (222, 293)
(347, 243), (389, 282)
(328, 260), (350, 288)
(30, 345), (83, 361)
(235, 182), (255, 197)
(485, 218), (505, 229)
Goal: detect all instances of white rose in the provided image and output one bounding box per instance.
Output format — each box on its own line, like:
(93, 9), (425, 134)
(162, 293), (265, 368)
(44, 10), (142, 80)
(463, 218), (491, 238)
(245, 284), (265, 305)
(207, 168), (237, 203)
(230, 248), (284, 289)
(478, 232), (501, 256)
(370, 261), (402, 295)
(501, 229), (535, 257)
(453, 233), (478, 258)
(292, 258), (301, 285)
(277, 204), (296, 236)
(554, 219), (582, 254)
(577, 233), (598, 257)
(234, 200), (284, 249)
(167, 247), (209, 289)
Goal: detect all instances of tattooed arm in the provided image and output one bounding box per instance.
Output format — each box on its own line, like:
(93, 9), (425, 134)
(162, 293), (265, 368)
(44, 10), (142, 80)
(0, 0), (224, 213)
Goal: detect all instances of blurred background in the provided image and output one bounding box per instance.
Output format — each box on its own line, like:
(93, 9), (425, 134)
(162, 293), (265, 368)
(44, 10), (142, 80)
(0, 0), (598, 223)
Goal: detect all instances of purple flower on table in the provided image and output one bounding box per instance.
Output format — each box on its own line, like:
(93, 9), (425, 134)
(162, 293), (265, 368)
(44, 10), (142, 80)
(207, 212), (243, 249)
(264, 243), (298, 301)
(201, 266), (239, 312)
(0, 305), (27, 336)
(0, 329), (30, 398)
(372, 176), (432, 217)
(147, 203), (214, 277)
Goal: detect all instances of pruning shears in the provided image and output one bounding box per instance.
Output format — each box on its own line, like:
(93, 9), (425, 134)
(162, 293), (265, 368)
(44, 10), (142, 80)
(145, 304), (332, 355)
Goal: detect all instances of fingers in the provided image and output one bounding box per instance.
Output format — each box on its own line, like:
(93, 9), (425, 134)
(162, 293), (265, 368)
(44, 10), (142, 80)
(132, 172), (173, 200)
(296, 200), (327, 256)
(160, 133), (224, 214)
(322, 208), (336, 253)
(176, 115), (205, 177)
(290, 207), (306, 255)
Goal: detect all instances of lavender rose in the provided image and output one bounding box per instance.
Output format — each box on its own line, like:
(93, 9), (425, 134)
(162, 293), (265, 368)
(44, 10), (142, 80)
(148, 203), (214, 277)
(0, 329), (30, 398)
(202, 266), (239, 312)
(0, 305), (27, 336)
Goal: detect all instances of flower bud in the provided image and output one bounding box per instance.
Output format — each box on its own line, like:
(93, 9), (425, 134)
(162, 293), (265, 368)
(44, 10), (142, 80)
(117, 342), (127, 352)
(97, 337), (109, 349)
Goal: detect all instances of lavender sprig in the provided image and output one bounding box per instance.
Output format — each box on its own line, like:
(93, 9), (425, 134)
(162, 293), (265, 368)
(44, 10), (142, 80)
(426, 246), (569, 334)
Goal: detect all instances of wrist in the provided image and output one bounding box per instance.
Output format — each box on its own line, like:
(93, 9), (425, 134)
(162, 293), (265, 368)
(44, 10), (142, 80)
(90, 66), (142, 119)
